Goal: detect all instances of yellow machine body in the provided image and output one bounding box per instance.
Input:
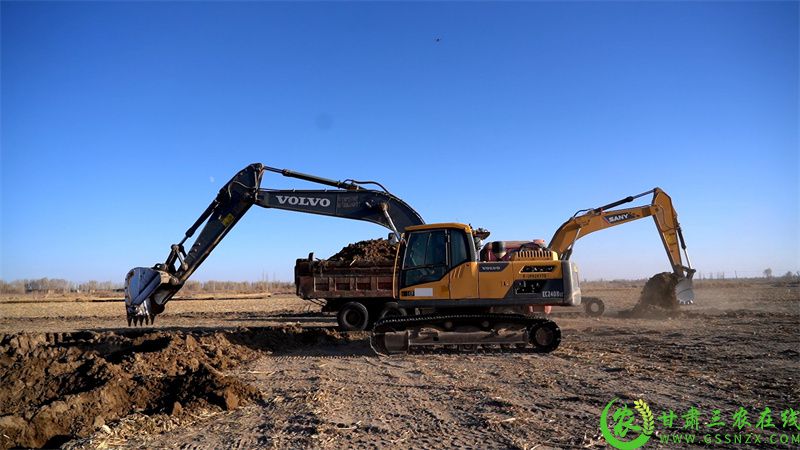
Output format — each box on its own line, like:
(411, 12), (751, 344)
(393, 223), (581, 308)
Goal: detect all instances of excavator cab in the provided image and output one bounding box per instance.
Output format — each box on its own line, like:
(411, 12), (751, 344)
(400, 228), (451, 288)
(393, 223), (580, 307)
(398, 225), (477, 294)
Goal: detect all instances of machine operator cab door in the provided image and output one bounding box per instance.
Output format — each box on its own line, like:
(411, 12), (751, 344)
(397, 224), (479, 301)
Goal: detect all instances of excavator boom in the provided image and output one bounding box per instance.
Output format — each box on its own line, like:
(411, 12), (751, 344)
(124, 163), (424, 324)
(548, 188), (695, 304)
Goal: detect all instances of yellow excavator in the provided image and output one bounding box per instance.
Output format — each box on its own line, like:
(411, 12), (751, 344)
(125, 164), (694, 355)
(373, 188), (695, 353)
(548, 188), (695, 315)
(472, 188), (696, 317)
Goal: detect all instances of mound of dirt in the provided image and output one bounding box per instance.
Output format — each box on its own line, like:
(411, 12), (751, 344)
(0, 327), (352, 449)
(640, 272), (680, 309)
(328, 239), (396, 264)
(618, 272), (680, 318)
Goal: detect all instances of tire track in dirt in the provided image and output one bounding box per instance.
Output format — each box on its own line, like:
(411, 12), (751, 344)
(296, 353), (575, 449)
(115, 312), (799, 450)
(253, 356), (325, 448)
(102, 356), (328, 449)
(7, 306), (793, 449)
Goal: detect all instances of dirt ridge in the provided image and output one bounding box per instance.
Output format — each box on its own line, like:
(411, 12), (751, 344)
(0, 327), (350, 449)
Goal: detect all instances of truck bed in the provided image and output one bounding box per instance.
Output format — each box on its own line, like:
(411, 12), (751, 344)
(294, 257), (395, 301)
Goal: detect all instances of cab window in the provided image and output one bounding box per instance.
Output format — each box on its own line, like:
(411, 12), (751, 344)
(401, 228), (472, 288)
(402, 230), (447, 287)
(449, 229), (469, 268)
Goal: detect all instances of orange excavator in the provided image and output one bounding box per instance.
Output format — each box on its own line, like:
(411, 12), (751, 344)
(477, 188), (695, 316)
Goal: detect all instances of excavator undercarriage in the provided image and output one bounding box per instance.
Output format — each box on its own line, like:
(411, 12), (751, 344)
(371, 313), (561, 355)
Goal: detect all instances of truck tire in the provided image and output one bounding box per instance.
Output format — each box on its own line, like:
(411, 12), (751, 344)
(378, 302), (407, 320)
(583, 297), (605, 317)
(337, 302), (370, 331)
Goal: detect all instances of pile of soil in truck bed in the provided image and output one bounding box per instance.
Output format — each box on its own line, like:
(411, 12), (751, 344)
(327, 239), (396, 264)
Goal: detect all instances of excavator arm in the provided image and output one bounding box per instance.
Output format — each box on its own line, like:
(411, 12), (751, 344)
(124, 163), (424, 325)
(548, 188), (695, 303)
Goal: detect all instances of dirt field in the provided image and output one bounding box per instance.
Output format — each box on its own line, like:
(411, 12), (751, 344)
(1, 280), (798, 449)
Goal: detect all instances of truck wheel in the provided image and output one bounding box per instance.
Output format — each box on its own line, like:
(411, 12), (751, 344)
(337, 302), (369, 331)
(584, 297), (605, 317)
(378, 302), (407, 320)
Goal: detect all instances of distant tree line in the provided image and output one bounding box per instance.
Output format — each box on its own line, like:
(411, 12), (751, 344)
(0, 278), (122, 294)
(0, 278), (293, 294)
(761, 268), (799, 280)
(180, 280), (294, 293)
(692, 269), (799, 280)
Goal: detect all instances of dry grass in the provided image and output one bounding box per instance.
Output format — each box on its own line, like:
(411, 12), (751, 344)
(581, 278), (799, 315)
(0, 294), (325, 333)
(1, 279), (797, 333)
(1, 280), (797, 449)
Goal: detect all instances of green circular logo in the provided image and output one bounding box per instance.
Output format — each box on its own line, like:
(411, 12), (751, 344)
(600, 398), (654, 450)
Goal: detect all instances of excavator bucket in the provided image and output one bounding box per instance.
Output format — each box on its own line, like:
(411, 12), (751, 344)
(675, 277), (695, 305)
(124, 267), (169, 324)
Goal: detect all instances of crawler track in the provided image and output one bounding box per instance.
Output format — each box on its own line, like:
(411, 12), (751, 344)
(370, 313), (561, 356)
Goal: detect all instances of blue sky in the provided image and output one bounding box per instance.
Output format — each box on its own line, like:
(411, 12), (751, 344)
(1, 1), (797, 282)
